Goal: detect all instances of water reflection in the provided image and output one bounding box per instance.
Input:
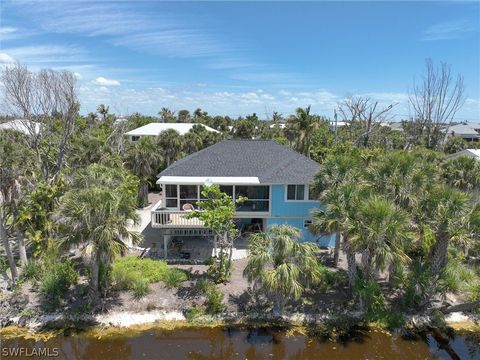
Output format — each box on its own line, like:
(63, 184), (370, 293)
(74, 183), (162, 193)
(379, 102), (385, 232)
(1, 326), (479, 360)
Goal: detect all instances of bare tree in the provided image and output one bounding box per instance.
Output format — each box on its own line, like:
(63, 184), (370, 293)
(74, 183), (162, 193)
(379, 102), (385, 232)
(337, 96), (396, 147)
(409, 59), (465, 149)
(1, 63), (79, 181)
(1, 64), (78, 280)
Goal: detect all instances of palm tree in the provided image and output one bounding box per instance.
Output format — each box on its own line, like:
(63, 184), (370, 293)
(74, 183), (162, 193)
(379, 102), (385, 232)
(96, 104), (109, 121)
(287, 106), (319, 157)
(310, 153), (365, 268)
(441, 156), (480, 194)
(58, 164), (141, 297)
(244, 224), (322, 316)
(310, 183), (366, 288)
(158, 107), (176, 123)
(420, 185), (472, 281)
(366, 150), (433, 213)
(157, 129), (184, 167)
(125, 137), (163, 207)
(349, 196), (413, 281)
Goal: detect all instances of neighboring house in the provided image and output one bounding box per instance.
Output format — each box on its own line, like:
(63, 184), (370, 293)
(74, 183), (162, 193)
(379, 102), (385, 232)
(125, 122), (219, 141)
(269, 123), (286, 129)
(447, 149), (480, 160)
(151, 140), (334, 257)
(0, 119), (41, 136)
(445, 123), (480, 142)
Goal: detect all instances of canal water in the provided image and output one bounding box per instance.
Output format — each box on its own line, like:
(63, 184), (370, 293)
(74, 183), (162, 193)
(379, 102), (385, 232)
(1, 327), (479, 359)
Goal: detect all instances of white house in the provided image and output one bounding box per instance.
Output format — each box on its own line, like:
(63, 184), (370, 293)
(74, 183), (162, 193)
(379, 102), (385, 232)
(125, 123), (219, 141)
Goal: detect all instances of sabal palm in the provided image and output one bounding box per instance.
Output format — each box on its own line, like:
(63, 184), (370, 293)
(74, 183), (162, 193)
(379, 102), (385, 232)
(157, 129), (184, 166)
(442, 156), (480, 194)
(244, 224), (321, 315)
(59, 164), (141, 296)
(125, 137), (163, 206)
(367, 151), (433, 213)
(288, 106), (319, 157)
(96, 104), (109, 120)
(420, 184), (473, 279)
(348, 196), (413, 280)
(310, 183), (367, 287)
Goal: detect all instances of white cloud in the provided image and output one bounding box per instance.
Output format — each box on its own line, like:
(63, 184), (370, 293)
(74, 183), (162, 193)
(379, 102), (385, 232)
(93, 77), (120, 86)
(420, 19), (476, 41)
(1, 45), (86, 65)
(0, 53), (15, 64)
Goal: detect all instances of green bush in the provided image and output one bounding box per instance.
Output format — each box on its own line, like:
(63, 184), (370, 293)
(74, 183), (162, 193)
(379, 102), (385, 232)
(186, 305), (206, 322)
(163, 269), (188, 289)
(196, 279), (225, 315)
(131, 277), (150, 298)
(441, 258), (476, 293)
(39, 261), (78, 311)
(21, 261), (45, 282)
(354, 279), (386, 320)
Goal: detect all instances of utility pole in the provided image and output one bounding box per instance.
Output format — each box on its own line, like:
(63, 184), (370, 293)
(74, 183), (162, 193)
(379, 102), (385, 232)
(333, 109), (338, 144)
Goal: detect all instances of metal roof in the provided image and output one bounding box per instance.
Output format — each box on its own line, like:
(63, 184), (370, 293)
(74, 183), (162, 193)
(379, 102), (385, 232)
(125, 123), (219, 136)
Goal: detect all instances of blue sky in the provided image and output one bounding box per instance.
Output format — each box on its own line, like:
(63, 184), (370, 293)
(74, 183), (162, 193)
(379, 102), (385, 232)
(1, 1), (479, 120)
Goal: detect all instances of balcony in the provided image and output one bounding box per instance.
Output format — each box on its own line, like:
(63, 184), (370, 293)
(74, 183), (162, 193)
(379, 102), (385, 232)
(151, 200), (206, 228)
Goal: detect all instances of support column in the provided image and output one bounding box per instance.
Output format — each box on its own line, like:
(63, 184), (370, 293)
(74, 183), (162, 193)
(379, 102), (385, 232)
(163, 235), (169, 260)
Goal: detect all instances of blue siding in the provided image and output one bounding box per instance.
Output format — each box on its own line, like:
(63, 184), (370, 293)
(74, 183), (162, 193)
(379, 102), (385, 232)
(270, 185), (320, 217)
(266, 185), (335, 247)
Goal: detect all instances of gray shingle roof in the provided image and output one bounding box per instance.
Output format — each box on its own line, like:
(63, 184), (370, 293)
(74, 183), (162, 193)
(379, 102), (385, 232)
(158, 140), (320, 184)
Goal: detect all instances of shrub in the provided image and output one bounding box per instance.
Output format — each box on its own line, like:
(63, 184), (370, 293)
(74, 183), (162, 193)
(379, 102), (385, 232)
(39, 261), (78, 311)
(196, 279), (225, 315)
(131, 277), (150, 298)
(21, 261), (45, 282)
(354, 279), (386, 320)
(186, 305), (206, 322)
(440, 258), (476, 293)
(163, 269), (188, 289)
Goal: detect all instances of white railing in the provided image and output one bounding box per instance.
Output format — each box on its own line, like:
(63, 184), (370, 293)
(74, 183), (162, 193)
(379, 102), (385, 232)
(151, 201), (205, 228)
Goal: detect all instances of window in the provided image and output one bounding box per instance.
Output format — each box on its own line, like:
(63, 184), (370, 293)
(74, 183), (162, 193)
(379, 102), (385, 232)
(219, 185), (234, 197)
(235, 185), (270, 212)
(287, 185), (305, 200)
(131, 136), (140, 141)
(303, 219), (313, 228)
(165, 185), (178, 208)
(179, 185), (198, 209)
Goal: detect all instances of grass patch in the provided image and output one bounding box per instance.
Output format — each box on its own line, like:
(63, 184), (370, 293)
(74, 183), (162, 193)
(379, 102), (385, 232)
(111, 256), (188, 297)
(163, 269), (189, 289)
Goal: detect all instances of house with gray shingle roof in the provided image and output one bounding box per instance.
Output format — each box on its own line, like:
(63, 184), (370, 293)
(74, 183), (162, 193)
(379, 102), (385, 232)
(150, 140), (334, 259)
(445, 123), (480, 142)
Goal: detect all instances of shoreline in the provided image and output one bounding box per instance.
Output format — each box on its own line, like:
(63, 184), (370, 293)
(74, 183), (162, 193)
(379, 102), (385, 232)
(1, 310), (479, 339)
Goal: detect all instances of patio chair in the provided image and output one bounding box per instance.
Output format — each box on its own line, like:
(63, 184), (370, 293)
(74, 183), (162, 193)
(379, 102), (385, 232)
(182, 203), (194, 211)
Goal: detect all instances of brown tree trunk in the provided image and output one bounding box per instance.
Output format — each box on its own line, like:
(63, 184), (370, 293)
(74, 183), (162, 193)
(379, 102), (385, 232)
(345, 245), (357, 290)
(333, 232), (341, 267)
(90, 253), (100, 296)
(361, 248), (372, 279)
(0, 215), (18, 284)
(139, 181), (149, 207)
(430, 234), (449, 278)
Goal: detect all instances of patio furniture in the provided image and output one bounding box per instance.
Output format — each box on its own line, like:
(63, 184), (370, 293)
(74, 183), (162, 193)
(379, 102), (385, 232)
(182, 203), (194, 211)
